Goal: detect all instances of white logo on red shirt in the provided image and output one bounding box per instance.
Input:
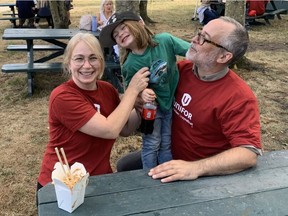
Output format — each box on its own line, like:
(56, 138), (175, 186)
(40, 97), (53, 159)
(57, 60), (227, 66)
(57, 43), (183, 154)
(181, 93), (192, 106)
(94, 104), (100, 113)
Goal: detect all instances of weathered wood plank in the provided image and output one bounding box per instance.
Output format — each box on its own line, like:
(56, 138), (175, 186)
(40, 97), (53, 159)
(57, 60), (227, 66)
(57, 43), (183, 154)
(38, 151), (288, 216)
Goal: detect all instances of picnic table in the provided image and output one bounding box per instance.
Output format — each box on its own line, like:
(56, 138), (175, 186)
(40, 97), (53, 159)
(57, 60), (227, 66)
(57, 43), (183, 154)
(0, 3), (17, 27)
(1, 28), (121, 95)
(37, 150), (288, 215)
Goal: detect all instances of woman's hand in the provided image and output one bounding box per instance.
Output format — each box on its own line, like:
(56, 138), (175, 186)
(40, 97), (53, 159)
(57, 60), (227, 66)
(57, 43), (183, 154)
(128, 67), (150, 94)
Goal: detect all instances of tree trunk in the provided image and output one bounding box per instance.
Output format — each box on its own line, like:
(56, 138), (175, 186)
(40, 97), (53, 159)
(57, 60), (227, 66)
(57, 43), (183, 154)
(139, 0), (156, 24)
(115, 0), (139, 14)
(49, 1), (70, 28)
(225, 0), (246, 26)
(115, 0), (140, 58)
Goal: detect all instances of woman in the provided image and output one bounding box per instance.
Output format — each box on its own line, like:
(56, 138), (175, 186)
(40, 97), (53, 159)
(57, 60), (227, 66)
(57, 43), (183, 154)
(37, 32), (149, 189)
(97, 0), (115, 30)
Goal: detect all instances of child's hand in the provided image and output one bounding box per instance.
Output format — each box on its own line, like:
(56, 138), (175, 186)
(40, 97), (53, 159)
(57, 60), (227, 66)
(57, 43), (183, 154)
(141, 88), (156, 103)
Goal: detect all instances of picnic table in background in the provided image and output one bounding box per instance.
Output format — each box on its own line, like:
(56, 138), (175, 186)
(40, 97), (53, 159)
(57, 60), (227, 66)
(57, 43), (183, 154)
(1, 28), (121, 96)
(38, 150), (288, 215)
(0, 3), (18, 27)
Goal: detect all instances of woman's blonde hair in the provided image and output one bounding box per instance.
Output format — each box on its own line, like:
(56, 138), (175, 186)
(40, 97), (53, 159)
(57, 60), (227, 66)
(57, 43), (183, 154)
(100, 0), (114, 13)
(63, 32), (105, 79)
(120, 20), (157, 64)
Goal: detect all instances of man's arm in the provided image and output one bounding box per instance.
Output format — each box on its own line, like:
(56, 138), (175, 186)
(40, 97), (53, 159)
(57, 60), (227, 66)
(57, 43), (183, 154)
(148, 147), (258, 183)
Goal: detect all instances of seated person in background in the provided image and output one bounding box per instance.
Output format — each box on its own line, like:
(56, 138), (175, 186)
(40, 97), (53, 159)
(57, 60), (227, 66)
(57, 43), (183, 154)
(16, 0), (36, 28)
(97, 0), (119, 62)
(197, 0), (219, 25)
(246, 0), (269, 16)
(117, 17), (263, 183)
(34, 0), (54, 28)
(97, 0), (115, 30)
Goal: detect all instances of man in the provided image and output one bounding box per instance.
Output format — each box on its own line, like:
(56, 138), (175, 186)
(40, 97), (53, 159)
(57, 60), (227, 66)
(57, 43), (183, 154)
(117, 17), (262, 182)
(148, 16), (262, 182)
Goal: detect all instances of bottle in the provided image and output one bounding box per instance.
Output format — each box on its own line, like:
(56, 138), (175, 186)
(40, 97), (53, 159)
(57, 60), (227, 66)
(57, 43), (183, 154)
(91, 16), (97, 32)
(140, 102), (157, 135)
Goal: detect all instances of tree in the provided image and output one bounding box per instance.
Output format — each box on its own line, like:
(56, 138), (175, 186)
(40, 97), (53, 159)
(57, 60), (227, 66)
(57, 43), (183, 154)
(115, 0), (139, 14)
(115, 0), (156, 24)
(224, 0), (246, 26)
(49, 1), (70, 28)
(139, 0), (156, 24)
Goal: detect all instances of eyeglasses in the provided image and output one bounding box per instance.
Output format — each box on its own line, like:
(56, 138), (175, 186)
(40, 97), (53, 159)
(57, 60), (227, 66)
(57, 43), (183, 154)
(195, 28), (229, 52)
(71, 56), (98, 67)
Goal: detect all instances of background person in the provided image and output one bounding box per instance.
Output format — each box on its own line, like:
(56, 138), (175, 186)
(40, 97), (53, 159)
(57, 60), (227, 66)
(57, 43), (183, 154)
(37, 32), (149, 190)
(16, 0), (36, 28)
(197, 0), (219, 25)
(246, 0), (269, 16)
(100, 11), (190, 169)
(97, 0), (115, 30)
(34, 0), (54, 28)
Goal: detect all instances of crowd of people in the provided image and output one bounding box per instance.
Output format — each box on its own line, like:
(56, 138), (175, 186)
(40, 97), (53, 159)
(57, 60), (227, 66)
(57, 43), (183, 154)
(35, 0), (263, 207)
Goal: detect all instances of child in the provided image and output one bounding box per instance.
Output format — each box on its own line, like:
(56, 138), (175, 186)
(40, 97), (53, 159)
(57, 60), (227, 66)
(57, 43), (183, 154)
(100, 11), (190, 169)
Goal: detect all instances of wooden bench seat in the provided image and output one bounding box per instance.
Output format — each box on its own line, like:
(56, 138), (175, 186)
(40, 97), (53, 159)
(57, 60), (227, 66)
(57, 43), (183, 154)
(0, 16), (18, 27)
(269, 8), (288, 19)
(2, 62), (62, 95)
(1, 61), (120, 74)
(2, 13), (18, 16)
(0, 17), (18, 20)
(1, 61), (121, 95)
(7, 44), (63, 51)
(246, 12), (272, 25)
(1, 62), (62, 73)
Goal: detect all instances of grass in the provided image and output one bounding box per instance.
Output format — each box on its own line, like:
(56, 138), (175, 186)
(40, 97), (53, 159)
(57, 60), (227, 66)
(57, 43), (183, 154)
(0, 0), (287, 215)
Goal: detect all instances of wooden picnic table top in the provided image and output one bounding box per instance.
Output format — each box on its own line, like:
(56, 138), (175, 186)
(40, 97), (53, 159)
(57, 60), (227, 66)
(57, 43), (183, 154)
(37, 150), (288, 215)
(2, 28), (100, 40)
(0, 3), (15, 7)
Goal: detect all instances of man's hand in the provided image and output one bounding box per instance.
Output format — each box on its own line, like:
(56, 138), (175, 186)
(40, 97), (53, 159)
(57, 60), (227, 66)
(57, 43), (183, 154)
(148, 147), (258, 183)
(148, 160), (200, 183)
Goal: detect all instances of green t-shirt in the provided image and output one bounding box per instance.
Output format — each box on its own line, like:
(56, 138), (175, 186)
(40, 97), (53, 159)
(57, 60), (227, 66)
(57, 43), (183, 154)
(122, 32), (190, 111)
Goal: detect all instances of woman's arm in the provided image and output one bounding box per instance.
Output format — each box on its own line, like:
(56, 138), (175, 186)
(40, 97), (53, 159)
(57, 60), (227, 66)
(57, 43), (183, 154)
(79, 67), (149, 139)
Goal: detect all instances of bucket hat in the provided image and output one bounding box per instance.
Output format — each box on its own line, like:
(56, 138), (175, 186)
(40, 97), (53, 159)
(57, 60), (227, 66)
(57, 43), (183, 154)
(99, 11), (141, 47)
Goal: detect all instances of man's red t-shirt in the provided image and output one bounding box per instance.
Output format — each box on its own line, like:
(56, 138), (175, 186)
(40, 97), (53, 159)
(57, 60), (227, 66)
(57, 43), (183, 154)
(172, 60), (262, 161)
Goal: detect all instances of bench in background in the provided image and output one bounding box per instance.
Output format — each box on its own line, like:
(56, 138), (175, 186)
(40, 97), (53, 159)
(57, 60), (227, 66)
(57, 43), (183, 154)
(1, 61), (121, 95)
(6, 44), (63, 51)
(0, 16), (18, 27)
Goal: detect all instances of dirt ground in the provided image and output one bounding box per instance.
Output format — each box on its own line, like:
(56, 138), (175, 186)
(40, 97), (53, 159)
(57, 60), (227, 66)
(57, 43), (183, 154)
(0, 0), (287, 215)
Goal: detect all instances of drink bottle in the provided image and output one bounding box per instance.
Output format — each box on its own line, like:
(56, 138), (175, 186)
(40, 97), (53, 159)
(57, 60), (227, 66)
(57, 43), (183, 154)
(140, 102), (157, 135)
(92, 16), (97, 32)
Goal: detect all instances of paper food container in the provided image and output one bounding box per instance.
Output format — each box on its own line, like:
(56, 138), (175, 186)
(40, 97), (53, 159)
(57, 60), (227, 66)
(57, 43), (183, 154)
(52, 162), (89, 213)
